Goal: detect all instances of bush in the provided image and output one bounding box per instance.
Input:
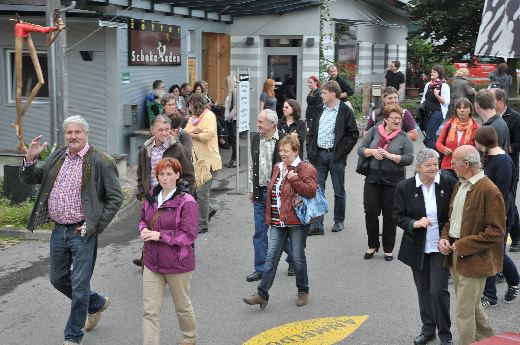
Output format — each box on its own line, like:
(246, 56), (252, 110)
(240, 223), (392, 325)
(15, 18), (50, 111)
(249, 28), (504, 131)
(349, 94), (363, 120)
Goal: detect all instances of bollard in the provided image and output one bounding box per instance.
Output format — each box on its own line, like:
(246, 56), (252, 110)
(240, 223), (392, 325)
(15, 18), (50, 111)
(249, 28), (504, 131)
(3, 164), (35, 204)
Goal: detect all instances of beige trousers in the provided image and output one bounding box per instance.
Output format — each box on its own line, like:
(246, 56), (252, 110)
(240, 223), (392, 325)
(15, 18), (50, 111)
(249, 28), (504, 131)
(142, 267), (197, 345)
(451, 255), (494, 345)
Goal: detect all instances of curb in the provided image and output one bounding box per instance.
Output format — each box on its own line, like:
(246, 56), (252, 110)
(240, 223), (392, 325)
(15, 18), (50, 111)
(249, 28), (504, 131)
(0, 197), (140, 241)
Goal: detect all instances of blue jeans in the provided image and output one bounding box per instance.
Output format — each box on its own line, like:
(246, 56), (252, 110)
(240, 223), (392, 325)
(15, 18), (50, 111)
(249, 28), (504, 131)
(50, 225), (106, 343)
(257, 225), (309, 300)
(424, 110), (444, 149)
(253, 187), (293, 273)
(312, 150), (346, 229)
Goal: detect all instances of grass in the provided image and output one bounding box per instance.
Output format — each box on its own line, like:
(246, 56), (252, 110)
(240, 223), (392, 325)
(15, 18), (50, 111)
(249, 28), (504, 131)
(0, 235), (23, 250)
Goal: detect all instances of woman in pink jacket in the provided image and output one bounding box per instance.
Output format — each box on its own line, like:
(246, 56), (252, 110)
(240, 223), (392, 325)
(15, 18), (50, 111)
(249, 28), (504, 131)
(139, 157), (199, 345)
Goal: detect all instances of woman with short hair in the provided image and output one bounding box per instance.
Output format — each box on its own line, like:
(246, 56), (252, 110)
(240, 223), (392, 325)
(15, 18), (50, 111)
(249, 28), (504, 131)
(140, 157), (198, 345)
(394, 148), (456, 345)
(243, 135), (317, 308)
(357, 104), (414, 261)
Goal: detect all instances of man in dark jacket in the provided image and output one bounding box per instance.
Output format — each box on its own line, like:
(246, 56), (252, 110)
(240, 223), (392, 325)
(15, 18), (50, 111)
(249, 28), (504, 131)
(307, 80), (359, 235)
(133, 115), (194, 267)
(246, 109), (294, 282)
(493, 88), (520, 252)
(21, 115), (123, 345)
(327, 64), (354, 102)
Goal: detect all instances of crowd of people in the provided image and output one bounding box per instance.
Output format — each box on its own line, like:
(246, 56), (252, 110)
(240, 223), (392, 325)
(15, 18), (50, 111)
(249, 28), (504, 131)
(19, 60), (520, 345)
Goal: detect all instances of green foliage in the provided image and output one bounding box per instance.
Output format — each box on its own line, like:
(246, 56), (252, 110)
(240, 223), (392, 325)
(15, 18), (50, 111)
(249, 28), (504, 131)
(0, 197), (33, 228)
(407, 0), (484, 60)
(400, 100), (420, 113)
(349, 94), (363, 120)
(407, 38), (457, 86)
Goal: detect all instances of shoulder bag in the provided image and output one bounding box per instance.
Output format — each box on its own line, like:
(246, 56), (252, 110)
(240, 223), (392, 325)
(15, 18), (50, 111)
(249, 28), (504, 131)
(292, 163), (329, 225)
(192, 149), (212, 188)
(356, 127), (377, 176)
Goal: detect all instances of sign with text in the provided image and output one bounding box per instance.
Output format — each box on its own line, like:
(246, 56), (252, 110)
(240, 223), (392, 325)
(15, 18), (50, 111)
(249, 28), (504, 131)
(128, 19), (181, 66)
(238, 74), (250, 132)
(187, 57), (197, 86)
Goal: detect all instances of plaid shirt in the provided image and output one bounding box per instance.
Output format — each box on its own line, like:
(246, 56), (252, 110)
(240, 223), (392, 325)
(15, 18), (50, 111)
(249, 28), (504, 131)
(150, 140), (168, 189)
(317, 101), (340, 149)
(47, 143), (90, 224)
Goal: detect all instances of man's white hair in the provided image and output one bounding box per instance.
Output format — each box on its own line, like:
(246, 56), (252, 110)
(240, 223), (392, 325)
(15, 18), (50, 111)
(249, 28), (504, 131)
(63, 115), (89, 133)
(262, 109), (278, 126)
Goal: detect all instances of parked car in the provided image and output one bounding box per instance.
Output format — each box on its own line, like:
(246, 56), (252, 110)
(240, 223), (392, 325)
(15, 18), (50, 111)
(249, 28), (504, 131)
(453, 55), (500, 79)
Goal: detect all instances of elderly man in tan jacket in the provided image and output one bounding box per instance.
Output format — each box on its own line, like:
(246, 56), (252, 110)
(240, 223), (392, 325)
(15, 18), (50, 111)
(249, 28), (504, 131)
(439, 145), (505, 345)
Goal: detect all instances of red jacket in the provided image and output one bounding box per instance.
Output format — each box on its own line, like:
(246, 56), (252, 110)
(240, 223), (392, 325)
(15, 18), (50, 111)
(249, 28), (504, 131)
(265, 161), (317, 226)
(435, 117), (479, 170)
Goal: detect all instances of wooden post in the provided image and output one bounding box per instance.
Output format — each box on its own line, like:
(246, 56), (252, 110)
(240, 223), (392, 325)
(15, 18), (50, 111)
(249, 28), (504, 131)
(46, 0), (69, 147)
(362, 84), (371, 118)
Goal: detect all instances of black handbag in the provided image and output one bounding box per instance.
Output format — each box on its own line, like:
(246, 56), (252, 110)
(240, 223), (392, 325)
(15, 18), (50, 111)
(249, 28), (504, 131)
(356, 127), (376, 176)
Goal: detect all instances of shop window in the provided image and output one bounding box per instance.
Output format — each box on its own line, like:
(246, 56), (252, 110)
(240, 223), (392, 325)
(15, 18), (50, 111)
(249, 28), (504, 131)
(7, 50), (49, 102)
(264, 39), (302, 47)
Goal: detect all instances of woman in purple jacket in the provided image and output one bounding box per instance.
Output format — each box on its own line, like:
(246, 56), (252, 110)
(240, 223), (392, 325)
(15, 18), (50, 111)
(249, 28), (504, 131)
(139, 157), (199, 345)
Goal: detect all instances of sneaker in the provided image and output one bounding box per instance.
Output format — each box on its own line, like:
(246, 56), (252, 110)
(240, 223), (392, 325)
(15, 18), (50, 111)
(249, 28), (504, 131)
(504, 285), (519, 303)
(225, 160), (237, 168)
(510, 241), (520, 252)
(295, 292), (309, 307)
(481, 295), (498, 308)
(85, 297), (110, 331)
(63, 341), (82, 345)
(307, 227), (324, 236)
(496, 272), (505, 283)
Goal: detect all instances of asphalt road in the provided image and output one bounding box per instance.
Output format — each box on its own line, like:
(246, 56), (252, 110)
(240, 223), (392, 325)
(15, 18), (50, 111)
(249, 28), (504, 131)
(1, 136), (519, 345)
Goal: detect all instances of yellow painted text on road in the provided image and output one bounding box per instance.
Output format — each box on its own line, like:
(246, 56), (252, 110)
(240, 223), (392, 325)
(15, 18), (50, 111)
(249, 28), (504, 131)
(243, 315), (369, 345)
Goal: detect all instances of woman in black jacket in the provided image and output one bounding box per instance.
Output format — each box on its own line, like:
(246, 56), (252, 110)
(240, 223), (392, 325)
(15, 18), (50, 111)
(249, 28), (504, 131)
(393, 148), (457, 345)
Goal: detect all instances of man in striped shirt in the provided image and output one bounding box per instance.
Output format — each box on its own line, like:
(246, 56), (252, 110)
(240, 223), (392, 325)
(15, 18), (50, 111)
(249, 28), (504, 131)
(22, 115), (123, 345)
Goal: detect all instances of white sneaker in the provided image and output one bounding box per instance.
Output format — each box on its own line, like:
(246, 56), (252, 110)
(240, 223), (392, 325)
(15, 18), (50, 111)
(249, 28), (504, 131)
(85, 297), (110, 331)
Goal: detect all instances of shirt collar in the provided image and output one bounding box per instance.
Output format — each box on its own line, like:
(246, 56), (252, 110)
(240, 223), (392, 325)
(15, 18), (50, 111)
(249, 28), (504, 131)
(153, 139), (169, 149)
(261, 130), (279, 141)
(500, 106), (508, 117)
(415, 173), (440, 188)
(66, 142), (90, 158)
(277, 156), (301, 169)
(323, 101), (340, 112)
(468, 170), (485, 185)
(484, 114), (499, 125)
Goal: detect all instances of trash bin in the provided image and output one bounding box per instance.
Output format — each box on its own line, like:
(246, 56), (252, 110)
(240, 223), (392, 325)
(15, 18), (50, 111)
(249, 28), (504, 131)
(3, 164), (35, 204)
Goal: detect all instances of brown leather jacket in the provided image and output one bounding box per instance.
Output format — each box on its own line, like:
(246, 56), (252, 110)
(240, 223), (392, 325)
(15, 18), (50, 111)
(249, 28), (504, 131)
(265, 161), (317, 226)
(440, 176), (505, 277)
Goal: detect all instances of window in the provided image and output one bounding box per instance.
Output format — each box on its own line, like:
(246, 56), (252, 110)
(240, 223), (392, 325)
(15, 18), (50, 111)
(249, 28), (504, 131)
(264, 39), (302, 47)
(7, 50), (49, 102)
(396, 44), (399, 60)
(384, 44), (389, 69)
(188, 30), (195, 53)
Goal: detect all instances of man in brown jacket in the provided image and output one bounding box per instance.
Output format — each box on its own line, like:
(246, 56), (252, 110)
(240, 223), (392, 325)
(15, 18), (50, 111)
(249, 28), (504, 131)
(439, 145), (505, 345)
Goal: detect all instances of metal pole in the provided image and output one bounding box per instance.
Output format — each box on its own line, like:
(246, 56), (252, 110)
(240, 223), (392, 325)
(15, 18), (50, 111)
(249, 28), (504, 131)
(235, 67), (240, 193)
(246, 67), (251, 193)
(46, 1), (58, 147)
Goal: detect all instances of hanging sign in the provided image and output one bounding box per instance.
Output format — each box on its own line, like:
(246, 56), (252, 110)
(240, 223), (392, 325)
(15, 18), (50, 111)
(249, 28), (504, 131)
(238, 74), (250, 132)
(128, 19), (181, 66)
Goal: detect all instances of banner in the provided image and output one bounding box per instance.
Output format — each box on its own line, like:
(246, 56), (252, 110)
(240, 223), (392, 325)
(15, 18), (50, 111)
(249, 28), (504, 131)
(128, 19), (181, 66)
(474, 0), (520, 58)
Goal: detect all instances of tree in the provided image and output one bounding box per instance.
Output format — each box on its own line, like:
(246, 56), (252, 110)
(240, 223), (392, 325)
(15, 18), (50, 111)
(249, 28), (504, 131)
(408, 0), (518, 97)
(407, 0), (484, 59)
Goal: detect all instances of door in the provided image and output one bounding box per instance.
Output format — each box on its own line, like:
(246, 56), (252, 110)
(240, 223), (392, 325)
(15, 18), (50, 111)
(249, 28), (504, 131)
(202, 32), (230, 104)
(267, 54), (298, 118)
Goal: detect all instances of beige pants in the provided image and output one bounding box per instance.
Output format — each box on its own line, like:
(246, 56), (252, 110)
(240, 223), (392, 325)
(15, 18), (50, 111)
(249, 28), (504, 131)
(142, 267), (197, 345)
(451, 255), (494, 345)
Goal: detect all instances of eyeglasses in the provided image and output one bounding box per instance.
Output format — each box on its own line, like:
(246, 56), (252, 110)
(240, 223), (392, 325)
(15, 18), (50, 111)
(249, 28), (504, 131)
(451, 160), (467, 166)
(388, 117), (402, 121)
(283, 106), (291, 110)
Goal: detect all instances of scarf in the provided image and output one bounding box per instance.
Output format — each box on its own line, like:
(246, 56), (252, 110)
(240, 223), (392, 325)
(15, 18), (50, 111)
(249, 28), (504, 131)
(447, 117), (474, 144)
(429, 78), (446, 90)
(376, 123), (401, 150)
(190, 108), (209, 126)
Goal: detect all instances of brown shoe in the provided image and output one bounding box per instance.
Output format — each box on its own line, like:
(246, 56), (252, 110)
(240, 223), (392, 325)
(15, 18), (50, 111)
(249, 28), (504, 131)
(243, 293), (268, 309)
(296, 292), (309, 307)
(180, 341), (196, 345)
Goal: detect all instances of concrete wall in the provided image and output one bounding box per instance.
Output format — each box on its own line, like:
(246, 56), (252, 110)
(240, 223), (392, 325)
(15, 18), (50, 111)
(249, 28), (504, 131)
(231, 7), (320, 129)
